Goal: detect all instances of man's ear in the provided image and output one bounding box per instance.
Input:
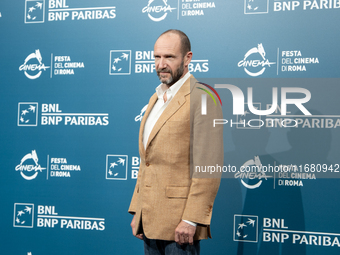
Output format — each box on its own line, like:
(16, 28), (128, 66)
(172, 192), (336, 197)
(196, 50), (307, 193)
(184, 51), (193, 67)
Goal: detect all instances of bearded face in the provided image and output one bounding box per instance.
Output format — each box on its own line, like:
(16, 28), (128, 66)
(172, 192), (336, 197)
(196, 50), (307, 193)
(156, 59), (184, 86)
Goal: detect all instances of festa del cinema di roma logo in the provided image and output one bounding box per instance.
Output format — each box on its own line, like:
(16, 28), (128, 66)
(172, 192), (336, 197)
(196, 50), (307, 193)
(238, 43), (276, 77)
(142, 0), (176, 22)
(19, 49), (50, 79)
(235, 156), (272, 189)
(15, 150), (46, 180)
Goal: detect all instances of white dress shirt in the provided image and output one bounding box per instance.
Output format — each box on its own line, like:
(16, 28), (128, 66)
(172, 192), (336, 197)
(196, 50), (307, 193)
(143, 72), (191, 150)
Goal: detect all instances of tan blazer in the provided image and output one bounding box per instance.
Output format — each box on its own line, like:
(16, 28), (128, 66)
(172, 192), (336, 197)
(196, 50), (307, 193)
(128, 75), (223, 241)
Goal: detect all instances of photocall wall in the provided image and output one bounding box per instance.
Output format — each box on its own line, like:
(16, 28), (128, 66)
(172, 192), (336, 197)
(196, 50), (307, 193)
(1, 0), (339, 254)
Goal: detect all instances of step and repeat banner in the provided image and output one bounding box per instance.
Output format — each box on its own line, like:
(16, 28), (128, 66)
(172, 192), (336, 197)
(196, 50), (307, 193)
(1, 0), (339, 254)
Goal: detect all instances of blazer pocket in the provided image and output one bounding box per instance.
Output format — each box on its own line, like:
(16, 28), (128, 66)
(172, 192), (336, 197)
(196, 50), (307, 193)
(166, 186), (190, 199)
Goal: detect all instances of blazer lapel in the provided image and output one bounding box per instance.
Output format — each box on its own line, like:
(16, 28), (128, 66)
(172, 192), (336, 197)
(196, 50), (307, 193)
(145, 76), (193, 150)
(139, 93), (158, 157)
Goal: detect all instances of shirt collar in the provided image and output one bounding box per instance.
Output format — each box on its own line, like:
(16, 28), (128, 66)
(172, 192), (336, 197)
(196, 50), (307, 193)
(155, 72), (191, 100)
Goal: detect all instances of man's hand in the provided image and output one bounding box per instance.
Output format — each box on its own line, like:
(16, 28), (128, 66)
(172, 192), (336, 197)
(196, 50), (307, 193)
(131, 214), (143, 240)
(175, 220), (196, 245)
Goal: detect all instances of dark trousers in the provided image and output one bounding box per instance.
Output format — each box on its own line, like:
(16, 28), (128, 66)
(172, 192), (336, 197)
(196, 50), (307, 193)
(143, 234), (200, 255)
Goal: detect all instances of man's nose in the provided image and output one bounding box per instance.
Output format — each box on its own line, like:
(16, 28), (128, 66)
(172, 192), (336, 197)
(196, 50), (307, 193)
(158, 57), (167, 69)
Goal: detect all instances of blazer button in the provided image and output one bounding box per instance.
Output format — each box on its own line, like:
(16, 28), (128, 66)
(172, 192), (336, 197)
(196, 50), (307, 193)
(146, 162), (150, 167)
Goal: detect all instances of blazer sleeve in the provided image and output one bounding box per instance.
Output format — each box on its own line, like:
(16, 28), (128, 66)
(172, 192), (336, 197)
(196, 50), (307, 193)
(128, 177), (140, 214)
(182, 83), (224, 225)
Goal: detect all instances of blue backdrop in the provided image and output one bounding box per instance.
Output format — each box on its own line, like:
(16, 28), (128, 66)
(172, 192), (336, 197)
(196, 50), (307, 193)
(1, 0), (340, 254)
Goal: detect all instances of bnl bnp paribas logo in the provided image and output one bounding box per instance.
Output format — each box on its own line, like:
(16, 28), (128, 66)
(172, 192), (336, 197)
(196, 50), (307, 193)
(244, 0), (269, 14)
(25, 0), (45, 23)
(109, 50), (131, 75)
(13, 203), (35, 228)
(25, 0), (116, 22)
(238, 43), (276, 77)
(14, 204), (105, 231)
(142, 0), (176, 22)
(18, 103), (109, 127)
(110, 50), (209, 75)
(106, 155), (128, 180)
(234, 215), (258, 242)
(18, 102), (38, 126)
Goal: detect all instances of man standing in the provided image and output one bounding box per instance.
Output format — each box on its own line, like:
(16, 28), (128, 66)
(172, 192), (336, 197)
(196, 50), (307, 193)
(129, 29), (223, 255)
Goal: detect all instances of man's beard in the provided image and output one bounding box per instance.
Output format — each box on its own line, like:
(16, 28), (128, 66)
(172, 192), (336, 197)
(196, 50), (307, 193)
(157, 60), (184, 86)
